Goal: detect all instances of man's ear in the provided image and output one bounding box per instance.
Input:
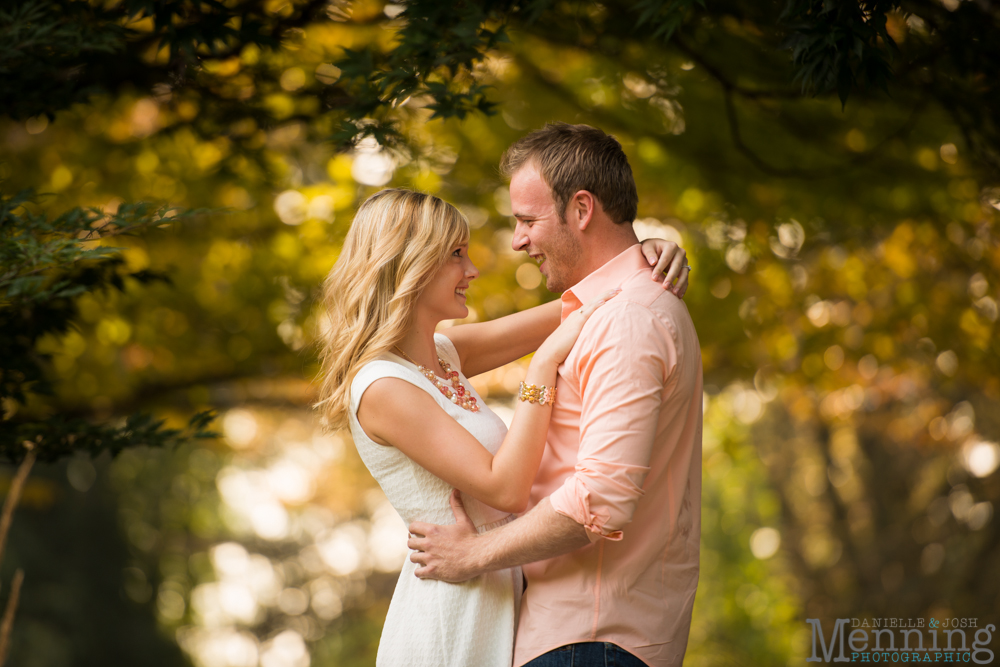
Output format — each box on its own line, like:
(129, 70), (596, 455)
(568, 190), (596, 231)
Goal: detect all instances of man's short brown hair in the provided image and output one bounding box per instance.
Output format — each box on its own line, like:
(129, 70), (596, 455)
(499, 122), (638, 224)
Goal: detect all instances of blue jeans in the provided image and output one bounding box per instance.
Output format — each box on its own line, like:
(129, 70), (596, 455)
(523, 642), (647, 667)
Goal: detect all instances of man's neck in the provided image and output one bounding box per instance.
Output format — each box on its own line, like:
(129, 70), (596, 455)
(572, 224), (640, 284)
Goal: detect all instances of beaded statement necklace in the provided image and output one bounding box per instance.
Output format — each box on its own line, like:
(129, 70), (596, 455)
(393, 346), (480, 413)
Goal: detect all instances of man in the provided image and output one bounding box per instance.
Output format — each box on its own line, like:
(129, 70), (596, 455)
(408, 123), (703, 667)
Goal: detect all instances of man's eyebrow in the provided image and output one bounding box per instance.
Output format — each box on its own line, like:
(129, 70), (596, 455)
(512, 212), (533, 219)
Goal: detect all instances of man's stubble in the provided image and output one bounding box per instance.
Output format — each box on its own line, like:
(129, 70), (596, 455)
(540, 218), (584, 294)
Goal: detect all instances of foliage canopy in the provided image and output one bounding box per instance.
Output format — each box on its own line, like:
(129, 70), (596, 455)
(1, 0), (998, 664)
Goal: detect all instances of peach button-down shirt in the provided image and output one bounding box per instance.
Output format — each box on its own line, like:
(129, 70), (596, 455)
(514, 244), (703, 667)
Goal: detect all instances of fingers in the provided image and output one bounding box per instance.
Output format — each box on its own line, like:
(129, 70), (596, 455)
(600, 287), (622, 301)
(672, 267), (690, 298)
(449, 489), (474, 528)
(651, 244), (676, 280)
(407, 533), (427, 551)
(408, 521), (431, 538)
(412, 554), (438, 578)
(580, 288), (620, 316)
(661, 248), (687, 289)
(594, 288), (621, 309)
(641, 243), (658, 266)
(639, 243), (660, 266)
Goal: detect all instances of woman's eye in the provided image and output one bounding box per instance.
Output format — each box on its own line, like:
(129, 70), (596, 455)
(453, 248), (463, 257)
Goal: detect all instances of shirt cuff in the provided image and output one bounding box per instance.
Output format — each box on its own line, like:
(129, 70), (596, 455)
(549, 475), (625, 542)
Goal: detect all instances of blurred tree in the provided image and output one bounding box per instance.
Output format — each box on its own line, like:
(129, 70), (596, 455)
(2, 455), (192, 667)
(334, 0), (1000, 172)
(1, 0), (341, 463)
(1, 192), (215, 461)
(2, 0), (999, 665)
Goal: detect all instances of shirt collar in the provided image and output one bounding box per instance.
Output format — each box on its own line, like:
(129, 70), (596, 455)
(560, 243), (647, 321)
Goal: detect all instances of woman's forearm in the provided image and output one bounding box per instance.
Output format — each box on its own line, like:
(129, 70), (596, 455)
(445, 299), (562, 377)
(481, 351), (560, 512)
(501, 299), (563, 352)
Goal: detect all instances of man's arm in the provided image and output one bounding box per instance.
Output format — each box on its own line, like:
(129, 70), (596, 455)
(409, 299), (676, 581)
(544, 300), (674, 540)
(407, 490), (590, 582)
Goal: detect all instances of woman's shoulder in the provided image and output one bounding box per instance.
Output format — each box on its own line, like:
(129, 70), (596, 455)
(353, 357), (412, 387)
(351, 355), (434, 414)
(350, 357), (422, 406)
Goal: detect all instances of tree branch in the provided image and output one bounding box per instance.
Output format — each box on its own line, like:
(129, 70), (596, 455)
(673, 36), (801, 101)
(721, 86), (926, 179)
(0, 569), (24, 667)
(0, 444), (36, 565)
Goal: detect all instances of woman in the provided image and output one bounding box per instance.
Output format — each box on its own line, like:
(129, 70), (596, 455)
(317, 189), (687, 666)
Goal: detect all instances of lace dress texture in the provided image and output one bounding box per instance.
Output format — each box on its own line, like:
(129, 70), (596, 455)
(348, 333), (521, 667)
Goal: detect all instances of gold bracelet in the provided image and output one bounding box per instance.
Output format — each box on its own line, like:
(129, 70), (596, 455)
(518, 381), (557, 406)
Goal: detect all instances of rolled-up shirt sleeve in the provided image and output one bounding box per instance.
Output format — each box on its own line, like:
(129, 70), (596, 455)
(549, 300), (677, 542)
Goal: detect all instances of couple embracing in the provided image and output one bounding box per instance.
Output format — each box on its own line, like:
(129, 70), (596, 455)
(318, 123), (703, 667)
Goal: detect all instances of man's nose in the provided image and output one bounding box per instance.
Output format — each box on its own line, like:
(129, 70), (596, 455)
(511, 223), (528, 252)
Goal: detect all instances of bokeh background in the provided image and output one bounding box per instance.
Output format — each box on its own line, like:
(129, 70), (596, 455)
(2, 1), (998, 666)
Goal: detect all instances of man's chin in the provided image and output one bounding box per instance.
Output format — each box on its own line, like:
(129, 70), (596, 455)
(542, 276), (566, 294)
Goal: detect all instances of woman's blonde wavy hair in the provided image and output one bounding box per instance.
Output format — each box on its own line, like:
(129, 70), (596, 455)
(317, 188), (470, 430)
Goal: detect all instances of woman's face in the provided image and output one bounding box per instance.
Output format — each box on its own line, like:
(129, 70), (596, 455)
(415, 243), (479, 323)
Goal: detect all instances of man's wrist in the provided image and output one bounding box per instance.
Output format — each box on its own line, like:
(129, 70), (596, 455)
(464, 529), (493, 578)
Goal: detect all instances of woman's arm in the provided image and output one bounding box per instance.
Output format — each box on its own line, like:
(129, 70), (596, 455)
(444, 238), (691, 377)
(442, 300), (561, 378)
(357, 366), (553, 513)
(357, 291), (615, 513)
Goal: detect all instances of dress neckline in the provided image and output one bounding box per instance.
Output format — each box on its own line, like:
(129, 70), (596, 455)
(387, 350), (452, 382)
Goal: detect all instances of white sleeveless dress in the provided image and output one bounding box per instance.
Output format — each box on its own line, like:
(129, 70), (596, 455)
(348, 333), (521, 667)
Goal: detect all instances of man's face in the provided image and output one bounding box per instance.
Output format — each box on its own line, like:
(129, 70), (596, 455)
(509, 164), (583, 294)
